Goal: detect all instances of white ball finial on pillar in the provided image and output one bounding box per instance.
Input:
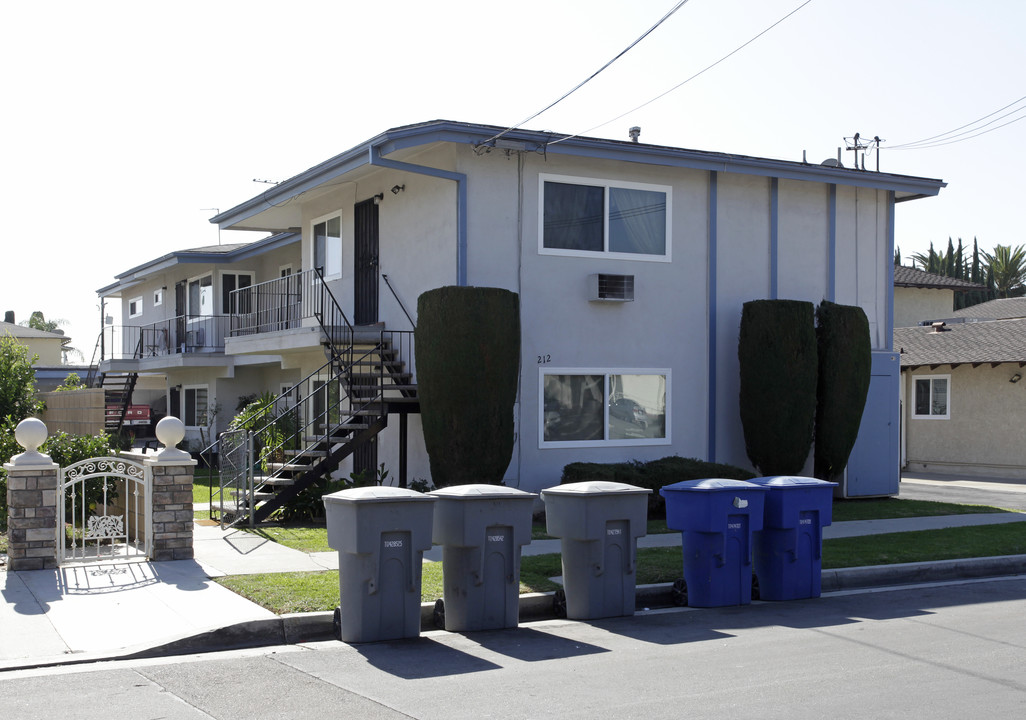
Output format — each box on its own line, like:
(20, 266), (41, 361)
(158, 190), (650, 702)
(154, 416), (193, 462)
(10, 418), (52, 467)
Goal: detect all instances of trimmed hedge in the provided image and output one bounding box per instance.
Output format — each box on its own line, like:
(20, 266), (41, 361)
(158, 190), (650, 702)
(415, 286), (520, 487)
(814, 301), (871, 482)
(738, 299), (818, 476)
(561, 456), (755, 513)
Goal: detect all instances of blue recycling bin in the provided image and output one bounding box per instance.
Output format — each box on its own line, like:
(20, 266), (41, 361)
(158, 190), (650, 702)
(660, 479), (766, 607)
(748, 476), (837, 601)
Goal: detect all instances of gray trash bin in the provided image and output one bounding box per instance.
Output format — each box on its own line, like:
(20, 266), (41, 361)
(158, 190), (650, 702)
(429, 484), (537, 631)
(323, 486), (435, 643)
(541, 481), (651, 620)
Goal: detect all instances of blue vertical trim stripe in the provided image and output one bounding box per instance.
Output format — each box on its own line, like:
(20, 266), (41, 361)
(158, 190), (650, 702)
(828, 185), (837, 302)
(770, 178), (779, 300)
(707, 171), (718, 462)
(886, 190), (896, 349)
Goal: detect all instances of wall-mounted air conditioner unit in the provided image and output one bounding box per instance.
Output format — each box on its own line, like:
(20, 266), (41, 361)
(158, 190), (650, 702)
(588, 274), (635, 302)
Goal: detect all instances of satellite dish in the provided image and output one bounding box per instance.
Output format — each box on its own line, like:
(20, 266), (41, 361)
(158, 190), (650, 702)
(821, 158), (841, 167)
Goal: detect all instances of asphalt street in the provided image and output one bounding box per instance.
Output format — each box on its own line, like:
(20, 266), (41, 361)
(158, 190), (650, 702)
(3, 575), (1025, 720)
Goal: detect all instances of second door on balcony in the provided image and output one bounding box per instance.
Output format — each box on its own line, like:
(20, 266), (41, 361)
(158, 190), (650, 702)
(354, 198), (379, 326)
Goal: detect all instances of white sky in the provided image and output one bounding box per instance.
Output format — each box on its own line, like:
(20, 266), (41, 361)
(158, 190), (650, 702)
(2, 0), (1022, 357)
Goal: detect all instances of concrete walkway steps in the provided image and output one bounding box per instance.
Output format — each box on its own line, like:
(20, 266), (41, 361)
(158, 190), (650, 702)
(3, 506), (1026, 673)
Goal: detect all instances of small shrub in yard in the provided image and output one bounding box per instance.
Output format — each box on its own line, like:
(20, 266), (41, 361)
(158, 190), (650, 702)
(561, 456), (754, 514)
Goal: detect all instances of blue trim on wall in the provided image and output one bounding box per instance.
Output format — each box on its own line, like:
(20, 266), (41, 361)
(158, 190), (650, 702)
(886, 190), (896, 349)
(708, 171), (718, 462)
(828, 184), (837, 302)
(369, 146), (469, 286)
(770, 178), (779, 300)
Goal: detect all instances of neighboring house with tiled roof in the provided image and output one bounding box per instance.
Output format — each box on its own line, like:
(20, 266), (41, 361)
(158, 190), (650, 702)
(893, 265), (985, 328)
(894, 319), (1026, 478)
(1, 320), (66, 365)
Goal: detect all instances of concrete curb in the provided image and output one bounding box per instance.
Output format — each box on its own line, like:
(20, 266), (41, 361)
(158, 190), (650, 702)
(5, 555), (1025, 673)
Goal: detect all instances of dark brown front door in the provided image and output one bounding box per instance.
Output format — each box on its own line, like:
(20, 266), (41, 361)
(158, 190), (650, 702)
(354, 198), (379, 325)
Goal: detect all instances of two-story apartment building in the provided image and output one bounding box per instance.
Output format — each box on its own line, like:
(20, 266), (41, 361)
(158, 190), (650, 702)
(98, 120), (945, 519)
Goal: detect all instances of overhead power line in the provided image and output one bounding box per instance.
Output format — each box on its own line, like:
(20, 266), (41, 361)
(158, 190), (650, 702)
(549, 0), (815, 146)
(890, 94), (1026, 150)
(478, 0), (692, 148)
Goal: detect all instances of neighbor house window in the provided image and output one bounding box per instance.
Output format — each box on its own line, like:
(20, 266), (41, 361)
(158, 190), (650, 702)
(913, 376), (949, 419)
(541, 369), (669, 447)
(183, 386), (209, 427)
(540, 175), (670, 260)
(221, 271), (254, 314)
(128, 296), (143, 318)
(314, 216), (342, 278)
(153, 289), (163, 307)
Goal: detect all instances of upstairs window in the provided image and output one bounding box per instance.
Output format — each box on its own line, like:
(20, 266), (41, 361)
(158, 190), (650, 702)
(540, 175), (670, 260)
(221, 272), (254, 314)
(913, 376), (950, 419)
(188, 275), (213, 318)
(128, 296), (143, 318)
(314, 216), (342, 278)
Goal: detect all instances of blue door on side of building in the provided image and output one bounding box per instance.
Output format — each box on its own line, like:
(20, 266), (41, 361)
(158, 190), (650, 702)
(843, 351), (901, 497)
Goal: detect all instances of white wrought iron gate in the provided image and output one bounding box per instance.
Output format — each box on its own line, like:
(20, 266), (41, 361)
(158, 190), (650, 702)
(58, 457), (152, 563)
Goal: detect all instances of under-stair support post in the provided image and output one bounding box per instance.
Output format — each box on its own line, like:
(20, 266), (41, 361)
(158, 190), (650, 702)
(4, 419), (59, 571)
(145, 417), (198, 561)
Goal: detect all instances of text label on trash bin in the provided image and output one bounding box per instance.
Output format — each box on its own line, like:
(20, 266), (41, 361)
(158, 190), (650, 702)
(488, 535), (505, 542)
(607, 528), (622, 536)
(727, 522), (742, 529)
(383, 539), (404, 548)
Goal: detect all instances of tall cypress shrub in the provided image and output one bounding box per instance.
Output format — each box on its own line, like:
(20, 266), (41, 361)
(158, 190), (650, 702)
(738, 300), (818, 475)
(814, 301), (871, 482)
(415, 286), (520, 487)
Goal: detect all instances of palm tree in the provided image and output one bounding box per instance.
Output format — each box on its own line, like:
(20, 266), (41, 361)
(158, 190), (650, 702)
(982, 244), (1026, 298)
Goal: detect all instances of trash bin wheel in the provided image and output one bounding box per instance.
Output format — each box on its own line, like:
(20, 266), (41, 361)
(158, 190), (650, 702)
(671, 578), (688, 607)
(553, 588), (567, 618)
(751, 573), (761, 601)
(433, 599), (445, 629)
(332, 606), (342, 641)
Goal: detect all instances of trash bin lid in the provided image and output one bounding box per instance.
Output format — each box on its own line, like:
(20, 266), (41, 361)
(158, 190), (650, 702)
(748, 475), (838, 488)
(323, 486), (435, 504)
(660, 478), (764, 493)
(542, 481), (652, 496)
(429, 483), (536, 499)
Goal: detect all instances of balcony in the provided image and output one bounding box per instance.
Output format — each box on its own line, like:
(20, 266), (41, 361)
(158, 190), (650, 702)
(99, 315), (231, 362)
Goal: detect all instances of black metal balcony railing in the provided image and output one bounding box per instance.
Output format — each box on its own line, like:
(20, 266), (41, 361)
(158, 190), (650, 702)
(98, 315), (231, 361)
(229, 269), (321, 337)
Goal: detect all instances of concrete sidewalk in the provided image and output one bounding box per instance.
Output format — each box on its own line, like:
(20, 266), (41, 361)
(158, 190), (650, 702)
(4, 495), (1026, 672)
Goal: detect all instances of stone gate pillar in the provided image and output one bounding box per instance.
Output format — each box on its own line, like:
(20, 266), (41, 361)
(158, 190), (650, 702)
(4, 418), (58, 571)
(145, 417), (197, 562)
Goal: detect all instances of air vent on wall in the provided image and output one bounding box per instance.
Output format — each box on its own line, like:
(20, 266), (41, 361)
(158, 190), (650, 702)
(588, 274), (635, 302)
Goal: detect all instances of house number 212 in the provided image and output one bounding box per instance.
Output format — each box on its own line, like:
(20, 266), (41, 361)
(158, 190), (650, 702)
(537, 354), (551, 364)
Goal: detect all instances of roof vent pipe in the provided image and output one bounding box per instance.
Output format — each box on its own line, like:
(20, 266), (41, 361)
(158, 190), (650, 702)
(629, 126), (641, 143)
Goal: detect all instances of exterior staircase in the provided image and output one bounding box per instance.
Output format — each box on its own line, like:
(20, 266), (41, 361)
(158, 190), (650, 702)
(213, 327), (419, 527)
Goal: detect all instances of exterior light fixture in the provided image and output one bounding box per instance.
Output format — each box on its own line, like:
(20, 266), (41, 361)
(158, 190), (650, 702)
(391, 184), (405, 195)
(372, 193), (384, 205)
(1011, 373), (1021, 384)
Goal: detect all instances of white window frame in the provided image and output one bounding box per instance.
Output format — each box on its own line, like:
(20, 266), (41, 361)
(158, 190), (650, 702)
(538, 173), (672, 262)
(153, 289), (163, 307)
(539, 367), (671, 448)
(182, 385), (210, 428)
(312, 213), (343, 280)
(911, 374), (950, 419)
(128, 296), (143, 319)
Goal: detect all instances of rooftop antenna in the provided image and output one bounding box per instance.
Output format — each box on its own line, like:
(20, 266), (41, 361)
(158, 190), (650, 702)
(200, 208), (221, 245)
